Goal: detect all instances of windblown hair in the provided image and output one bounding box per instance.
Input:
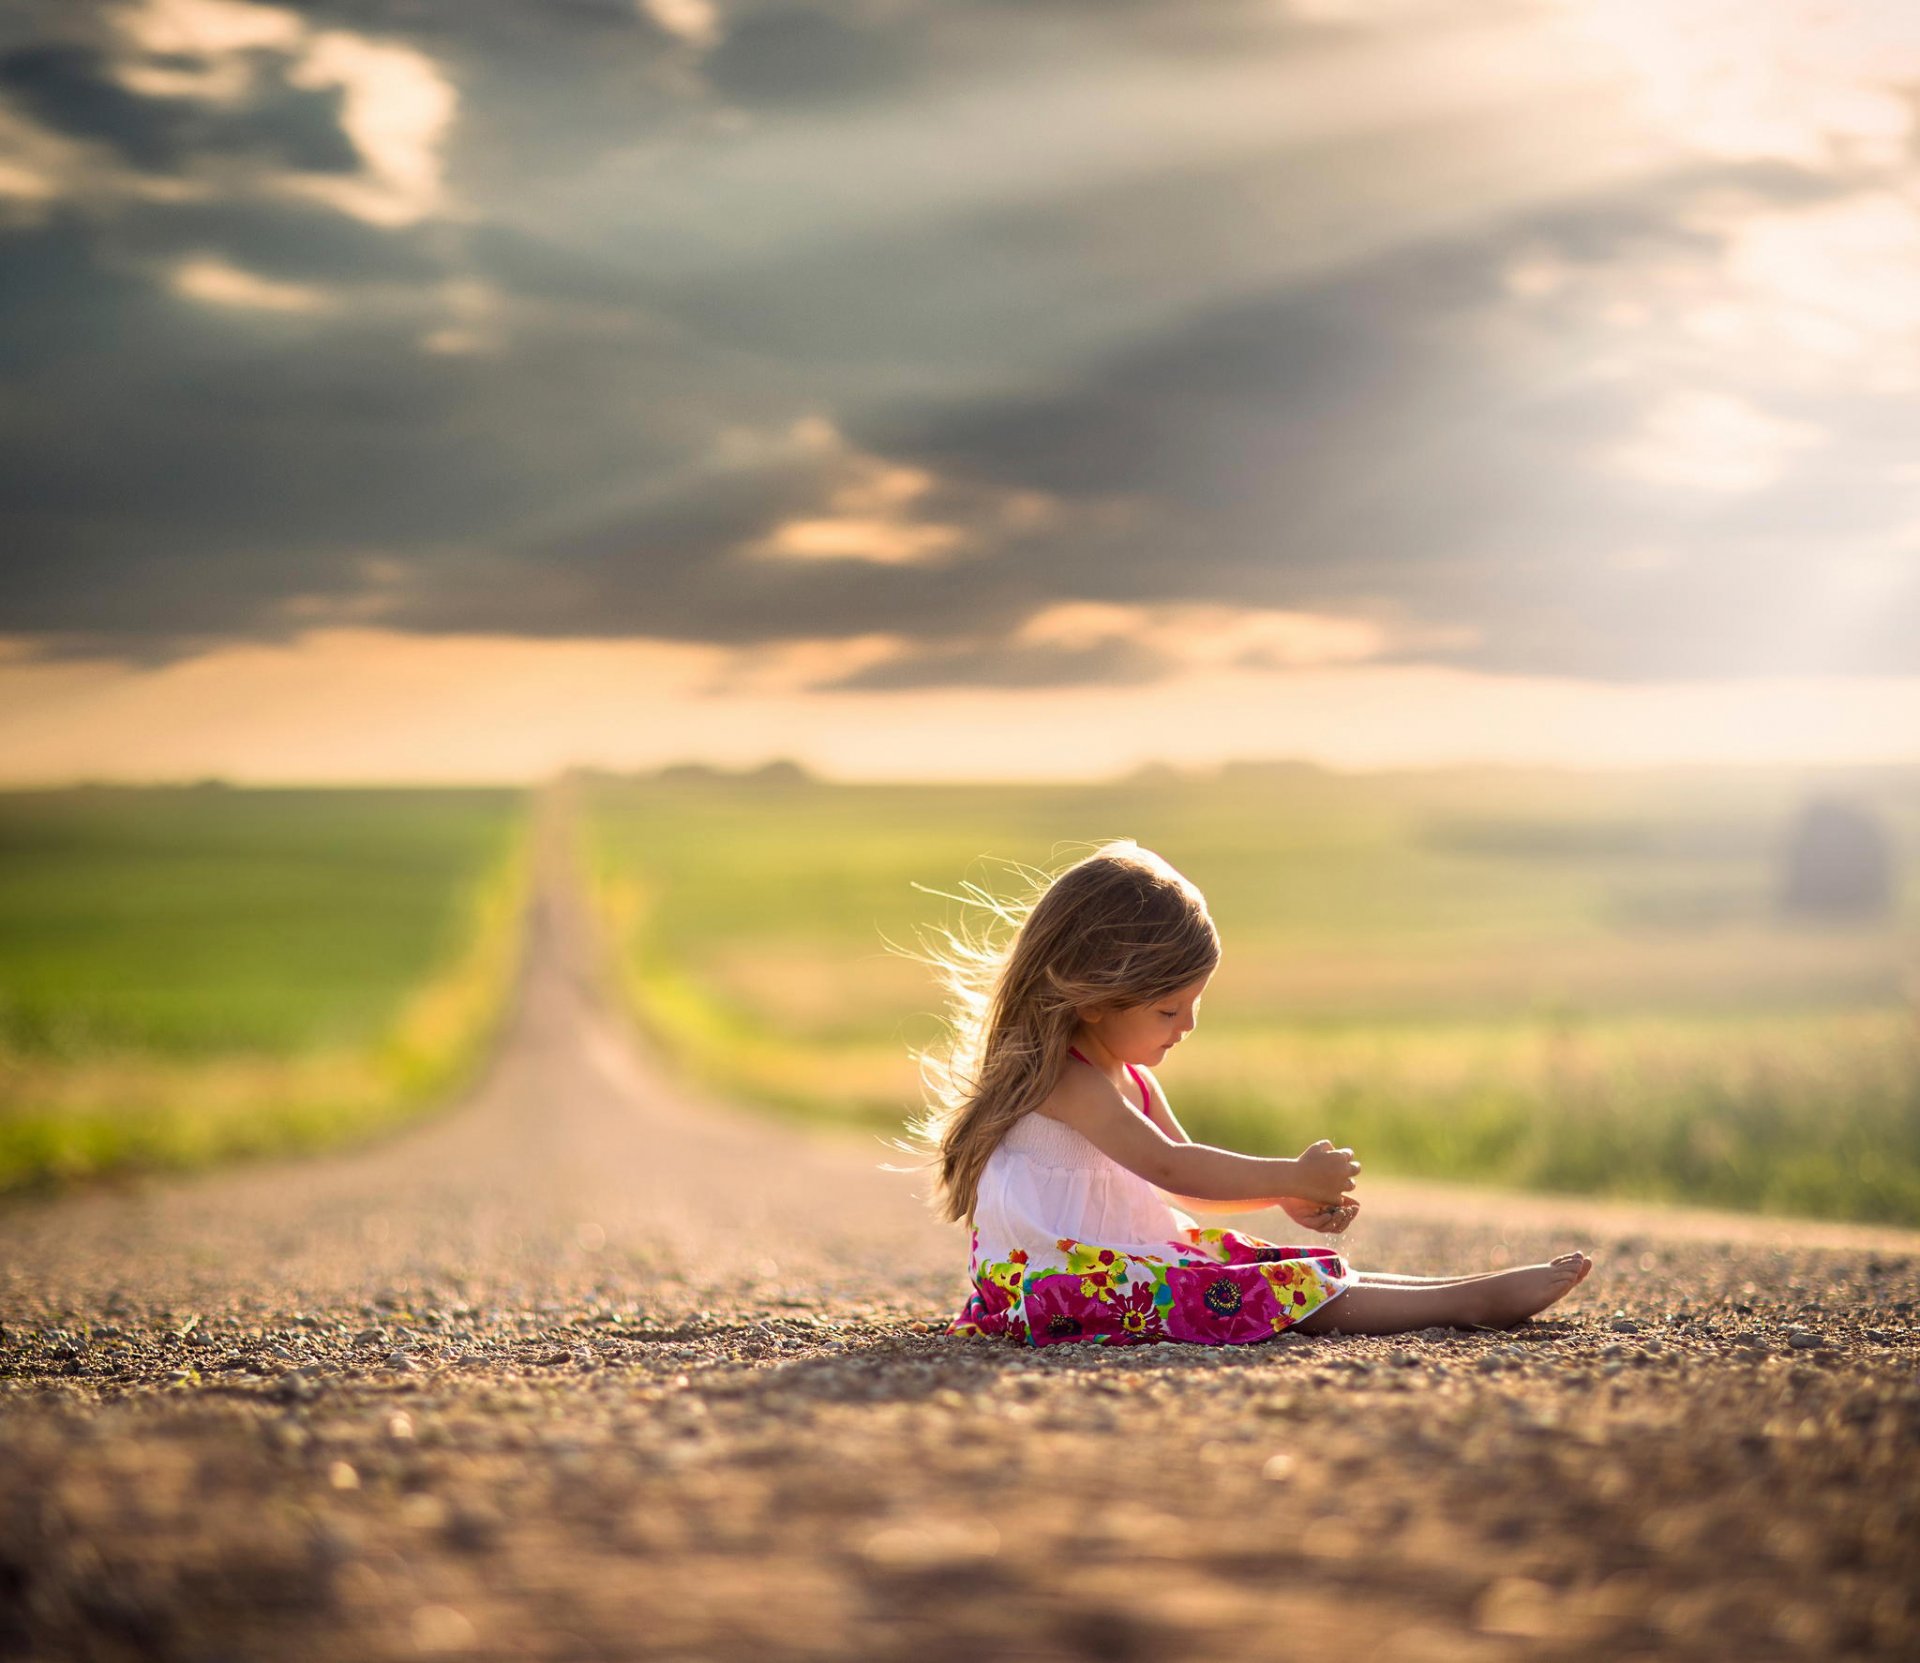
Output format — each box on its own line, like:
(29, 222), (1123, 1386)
(882, 839), (1220, 1228)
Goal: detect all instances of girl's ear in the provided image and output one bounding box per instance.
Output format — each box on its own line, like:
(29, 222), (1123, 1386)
(1075, 1001), (1108, 1025)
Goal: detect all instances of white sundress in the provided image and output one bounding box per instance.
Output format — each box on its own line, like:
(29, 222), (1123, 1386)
(947, 1048), (1353, 1347)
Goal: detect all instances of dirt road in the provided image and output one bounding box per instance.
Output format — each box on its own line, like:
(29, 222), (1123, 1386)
(4, 785), (1917, 1661)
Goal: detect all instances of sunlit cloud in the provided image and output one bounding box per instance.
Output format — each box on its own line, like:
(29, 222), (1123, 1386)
(117, 0), (304, 58)
(786, 602), (1481, 695)
(1560, 0), (1920, 170)
(0, 155), (54, 206)
(0, 90), (100, 216)
(419, 277), (507, 356)
(112, 46), (250, 104)
(687, 633), (913, 698)
(750, 515), (968, 566)
(88, 0), (462, 228)
(1010, 602), (1430, 672)
(1720, 192), (1920, 384)
(172, 253), (333, 312)
(1608, 389), (1826, 494)
(281, 30), (457, 226)
(744, 458), (967, 566)
(639, 0), (722, 52)
(730, 415), (1096, 571)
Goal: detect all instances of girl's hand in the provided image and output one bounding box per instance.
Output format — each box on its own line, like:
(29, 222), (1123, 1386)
(1295, 1137), (1361, 1204)
(1277, 1194), (1359, 1234)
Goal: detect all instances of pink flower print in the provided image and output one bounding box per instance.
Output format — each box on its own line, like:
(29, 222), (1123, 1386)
(1005, 1297), (1031, 1342)
(1256, 1259), (1335, 1330)
(1023, 1268), (1168, 1346)
(1205, 1228), (1255, 1264)
(1108, 1278), (1168, 1344)
(1061, 1243), (1126, 1302)
(972, 1276), (1011, 1323)
(980, 1257), (1025, 1305)
(949, 1253), (1033, 1341)
(948, 1285), (1008, 1338)
(1162, 1263), (1289, 1345)
(1181, 1226), (1234, 1262)
(1023, 1269), (1111, 1346)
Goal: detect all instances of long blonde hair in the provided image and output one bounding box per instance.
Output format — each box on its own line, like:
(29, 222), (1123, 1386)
(884, 839), (1220, 1227)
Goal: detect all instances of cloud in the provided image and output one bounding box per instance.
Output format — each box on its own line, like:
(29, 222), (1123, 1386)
(278, 26), (457, 225)
(0, 0), (1916, 690)
(700, 7), (925, 108)
(171, 250), (335, 310)
(638, 0), (719, 47)
(1561, 0), (1920, 171)
(813, 632), (1178, 693)
(115, 0), (305, 57)
(0, 39), (360, 175)
(800, 600), (1429, 692)
(1604, 389), (1826, 494)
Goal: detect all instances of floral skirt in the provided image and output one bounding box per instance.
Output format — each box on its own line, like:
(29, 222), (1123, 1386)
(948, 1224), (1351, 1348)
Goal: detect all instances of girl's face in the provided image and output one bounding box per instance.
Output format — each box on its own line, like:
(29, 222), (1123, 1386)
(1085, 970), (1212, 1065)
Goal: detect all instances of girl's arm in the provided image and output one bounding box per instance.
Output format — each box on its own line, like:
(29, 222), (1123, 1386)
(1138, 1068), (1282, 1215)
(1046, 1068), (1358, 1205)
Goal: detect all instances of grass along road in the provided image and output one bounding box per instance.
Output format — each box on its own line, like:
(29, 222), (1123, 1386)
(0, 787), (532, 1190)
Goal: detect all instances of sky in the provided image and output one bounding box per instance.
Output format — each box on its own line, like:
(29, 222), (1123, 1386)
(2, 0), (1918, 783)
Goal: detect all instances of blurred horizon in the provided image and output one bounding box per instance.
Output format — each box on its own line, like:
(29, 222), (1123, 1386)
(8, 750), (1920, 793)
(4, 639), (1919, 785)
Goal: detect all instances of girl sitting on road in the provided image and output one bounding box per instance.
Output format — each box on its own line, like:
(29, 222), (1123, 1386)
(894, 839), (1592, 1348)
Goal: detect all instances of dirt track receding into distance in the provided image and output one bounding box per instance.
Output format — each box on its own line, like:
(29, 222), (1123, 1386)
(4, 784), (1918, 1661)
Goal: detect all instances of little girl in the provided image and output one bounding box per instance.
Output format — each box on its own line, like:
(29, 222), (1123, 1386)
(896, 839), (1592, 1348)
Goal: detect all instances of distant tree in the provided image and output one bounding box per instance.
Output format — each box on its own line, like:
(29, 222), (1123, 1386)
(1778, 796), (1894, 920)
(747, 758), (812, 785)
(1219, 759), (1330, 783)
(1125, 761), (1185, 787)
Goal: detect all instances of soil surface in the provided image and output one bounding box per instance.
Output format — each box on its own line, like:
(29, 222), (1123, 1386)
(4, 785), (1918, 1662)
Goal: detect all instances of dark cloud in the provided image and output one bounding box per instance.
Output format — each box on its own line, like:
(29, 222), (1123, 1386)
(0, 41), (358, 175)
(808, 634), (1182, 692)
(112, 196), (446, 285)
(0, 202), (726, 662)
(702, 8), (925, 108)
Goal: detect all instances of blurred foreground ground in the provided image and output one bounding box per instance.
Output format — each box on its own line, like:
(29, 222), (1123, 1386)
(3, 794), (1916, 1662)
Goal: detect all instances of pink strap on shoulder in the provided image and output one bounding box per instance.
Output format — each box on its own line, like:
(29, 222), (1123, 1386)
(1066, 1046), (1151, 1117)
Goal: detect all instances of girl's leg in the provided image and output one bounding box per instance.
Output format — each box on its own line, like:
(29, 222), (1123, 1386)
(1349, 1265), (1568, 1287)
(1352, 1269), (1503, 1286)
(1292, 1253), (1593, 1335)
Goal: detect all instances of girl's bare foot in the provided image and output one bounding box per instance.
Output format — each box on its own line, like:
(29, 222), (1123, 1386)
(1462, 1252), (1592, 1327)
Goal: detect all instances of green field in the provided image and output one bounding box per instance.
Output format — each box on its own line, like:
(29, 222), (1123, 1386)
(576, 763), (1920, 1226)
(0, 785), (531, 1188)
